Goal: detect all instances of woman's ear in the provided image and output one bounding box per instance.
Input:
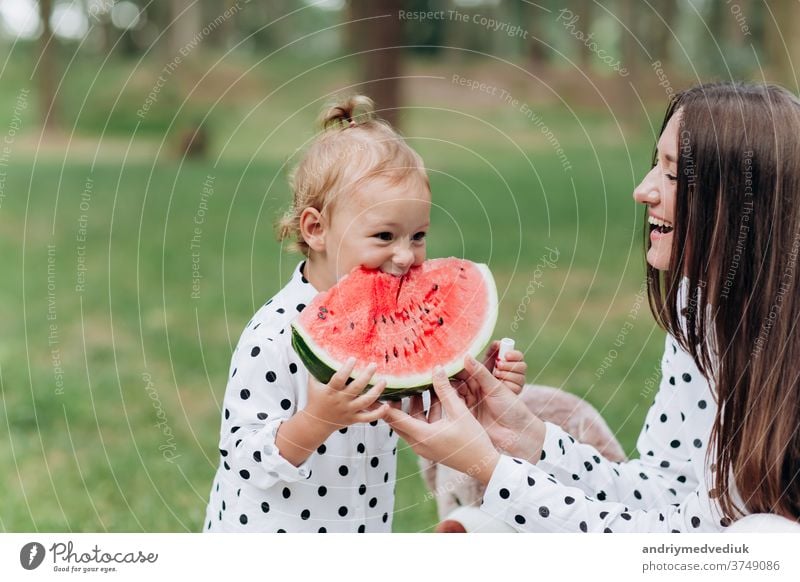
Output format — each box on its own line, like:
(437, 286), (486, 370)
(299, 207), (326, 253)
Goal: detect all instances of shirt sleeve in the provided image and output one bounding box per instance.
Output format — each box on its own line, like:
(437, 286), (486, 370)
(534, 335), (699, 509)
(218, 338), (312, 490)
(481, 455), (721, 533)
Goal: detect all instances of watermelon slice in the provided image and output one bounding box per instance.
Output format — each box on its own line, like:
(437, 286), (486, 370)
(291, 258), (498, 399)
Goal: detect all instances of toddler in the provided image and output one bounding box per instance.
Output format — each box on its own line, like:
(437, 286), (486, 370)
(203, 95), (525, 533)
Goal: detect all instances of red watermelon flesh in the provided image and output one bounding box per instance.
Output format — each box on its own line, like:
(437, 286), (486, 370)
(291, 258), (498, 397)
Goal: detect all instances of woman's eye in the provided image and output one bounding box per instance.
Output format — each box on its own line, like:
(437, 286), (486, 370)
(412, 231), (427, 242)
(665, 173), (678, 182)
(374, 232), (393, 241)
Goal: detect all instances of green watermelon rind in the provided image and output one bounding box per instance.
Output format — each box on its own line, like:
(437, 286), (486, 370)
(290, 262), (499, 400)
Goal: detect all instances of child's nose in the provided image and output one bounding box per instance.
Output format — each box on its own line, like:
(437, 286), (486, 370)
(393, 244), (415, 268)
(633, 167), (660, 205)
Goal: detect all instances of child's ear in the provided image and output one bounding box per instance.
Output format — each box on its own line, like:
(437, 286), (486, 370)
(299, 207), (326, 253)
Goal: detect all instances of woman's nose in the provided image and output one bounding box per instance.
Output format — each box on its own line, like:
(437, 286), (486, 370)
(633, 167), (660, 205)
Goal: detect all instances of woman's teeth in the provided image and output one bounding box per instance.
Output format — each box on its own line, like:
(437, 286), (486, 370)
(648, 215), (674, 234)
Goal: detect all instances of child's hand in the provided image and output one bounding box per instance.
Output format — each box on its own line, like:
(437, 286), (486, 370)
(304, 357), (388, 433)
(453, 340), (527, 408)
(493, 347), (527, 395)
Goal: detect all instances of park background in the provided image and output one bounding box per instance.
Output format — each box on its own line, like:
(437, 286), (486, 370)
(1, 0), (798, 532)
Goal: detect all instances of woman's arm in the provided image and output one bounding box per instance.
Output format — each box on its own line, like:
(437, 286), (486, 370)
(382, 366), (723, 533)
(381, 367), (502, 486)
(481, 454), (724, 533)
(465, 335), (702, 510)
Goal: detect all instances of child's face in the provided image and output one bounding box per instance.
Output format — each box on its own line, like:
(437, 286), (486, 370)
(323, 176), (430, 284)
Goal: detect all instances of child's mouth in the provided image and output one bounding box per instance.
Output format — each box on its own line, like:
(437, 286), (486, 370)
(648, 215), (674, 235)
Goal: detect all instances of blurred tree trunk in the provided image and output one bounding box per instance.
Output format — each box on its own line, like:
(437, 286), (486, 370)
(649, 0), (678, 66)
(347, 0), (403, 127)
(577, 0), (594, 70)
(143, 0), (173, 60)
(619, 0), (639, 80)
(708, 0), (727, 53)
(170, 0), (204, 59)
(766, 0), (800, 89)
(524, 0), (549, 69)
(203, 0), (236, 49)
(38, 0), (59, 131)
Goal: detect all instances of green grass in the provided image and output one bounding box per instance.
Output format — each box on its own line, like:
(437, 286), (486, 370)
(0, 49), (669, 532)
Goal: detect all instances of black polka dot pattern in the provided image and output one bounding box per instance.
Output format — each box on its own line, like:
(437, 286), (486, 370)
(477, 334), (720, 534)
(201, 262), (410, 532)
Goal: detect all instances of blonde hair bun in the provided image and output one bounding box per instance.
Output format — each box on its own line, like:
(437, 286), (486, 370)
(320, 95), (376, 130)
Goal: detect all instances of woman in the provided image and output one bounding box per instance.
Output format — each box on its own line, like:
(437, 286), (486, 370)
(382, 82), (800, 532)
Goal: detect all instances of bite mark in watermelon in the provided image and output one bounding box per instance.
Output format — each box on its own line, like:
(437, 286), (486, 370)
(291, 258), (498, 399)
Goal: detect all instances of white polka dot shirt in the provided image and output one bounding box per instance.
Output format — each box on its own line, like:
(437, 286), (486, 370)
(204, 262), (398, 532)
(482, 334), (735, 532)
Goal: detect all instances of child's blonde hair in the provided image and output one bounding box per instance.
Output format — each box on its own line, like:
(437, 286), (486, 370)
(277, 95), (430, 255)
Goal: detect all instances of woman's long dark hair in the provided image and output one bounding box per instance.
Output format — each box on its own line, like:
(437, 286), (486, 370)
(647, 82), (800, 521)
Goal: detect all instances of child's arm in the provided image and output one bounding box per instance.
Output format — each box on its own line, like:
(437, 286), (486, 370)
(275, 359), (387, 466)
(221, 342), (388, 488)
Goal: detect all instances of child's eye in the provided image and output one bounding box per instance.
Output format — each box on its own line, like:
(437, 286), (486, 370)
(373, 232), (393, 242)
(412, 231), (427, 242)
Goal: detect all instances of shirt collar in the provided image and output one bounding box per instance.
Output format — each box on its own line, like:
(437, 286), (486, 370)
(286, 261), (319, 304)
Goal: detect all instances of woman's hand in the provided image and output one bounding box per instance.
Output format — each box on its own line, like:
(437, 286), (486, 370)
(381, 367), (501, 486)
(458, 354), (546, 464)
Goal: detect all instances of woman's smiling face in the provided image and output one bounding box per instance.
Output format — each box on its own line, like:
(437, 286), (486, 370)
(633, 110), (681, 271)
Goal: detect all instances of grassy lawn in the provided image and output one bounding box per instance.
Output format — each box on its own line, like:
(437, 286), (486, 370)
(0, 50), (669, 532)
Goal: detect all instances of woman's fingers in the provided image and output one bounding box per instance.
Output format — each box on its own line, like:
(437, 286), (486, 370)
(465, 354), (506, 397)
(408, 394), (426, 420)
(382, 406), (426, 445)
(466, 374), (480, 395)
(482, 341), (499, 371)
(453, 369), (471, 382)
(430, 367), (466, 418)
(428, 397), (443, 423)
